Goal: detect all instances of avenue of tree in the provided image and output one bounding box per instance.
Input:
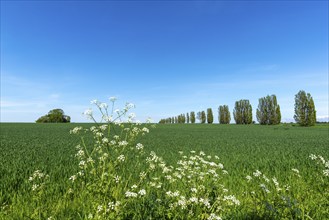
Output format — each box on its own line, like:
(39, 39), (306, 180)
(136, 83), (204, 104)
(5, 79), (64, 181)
(159, 90), (317, 126)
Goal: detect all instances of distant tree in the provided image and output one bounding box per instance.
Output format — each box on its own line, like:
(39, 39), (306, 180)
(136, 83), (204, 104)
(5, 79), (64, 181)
(256, 95), (281, 125)
(177, 114), (186, 123)
(201, 111), (206, 124)
(36, 108), (70, 123)
(197, 111), (202, 123)
(233, 100), (252, 124)
(190, 111), (196, 123)
(171, 117), (175, 124)
(218, 105), (231, 124)
(186, 113), (190, 123)
(294, 90), (316, 126)
(159, 119), (165, 124)
(206, 108), (214, 124)
(174, 117), (178, 124)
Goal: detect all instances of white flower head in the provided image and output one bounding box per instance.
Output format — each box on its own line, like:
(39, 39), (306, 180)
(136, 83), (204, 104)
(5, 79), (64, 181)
(99, 102), (108, 109)
(90, 99), (99, 105)
(138, 189), (146, 196)
(109, 96), (117, 102)
(83, 109), (93, 119)
(136, 143), (144, 150)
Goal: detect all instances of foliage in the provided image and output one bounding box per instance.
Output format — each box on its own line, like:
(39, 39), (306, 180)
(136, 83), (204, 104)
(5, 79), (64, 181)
(36, 108), (71, 123)
(256, 95), (281, 125)
(186, 113), (190, 123)
(218, 105), (231, 124)
(233, 100), (253, 124)
(206, 108), (214, 124)
(190, 111), (196, 124)
(201, 111), (206, 124)
(294, 90), (316, 126)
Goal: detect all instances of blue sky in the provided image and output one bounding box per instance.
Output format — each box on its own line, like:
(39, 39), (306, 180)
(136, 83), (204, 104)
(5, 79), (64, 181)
(1, 0), (328, 123)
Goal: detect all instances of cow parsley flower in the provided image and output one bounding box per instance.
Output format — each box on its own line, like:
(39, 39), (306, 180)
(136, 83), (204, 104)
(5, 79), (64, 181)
(136, 143), (144, 150)
(253, 170), (262, 177)
(109, 96), (117, 102)
(138, 189), (146, 196)
(208, 213), (222, 220)
(125, 191), (137, 198)
(83, 109), (93, 119)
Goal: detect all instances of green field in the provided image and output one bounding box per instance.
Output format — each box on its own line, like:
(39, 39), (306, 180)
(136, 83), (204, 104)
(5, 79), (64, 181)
(1, 123), (328, 219)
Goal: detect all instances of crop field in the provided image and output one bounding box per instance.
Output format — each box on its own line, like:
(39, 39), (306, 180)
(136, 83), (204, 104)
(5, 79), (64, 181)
(0, 122), (328, 219)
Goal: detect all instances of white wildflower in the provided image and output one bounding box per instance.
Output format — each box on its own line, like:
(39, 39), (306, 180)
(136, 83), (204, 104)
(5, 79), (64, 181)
(125, 191), (138, 198)
(99, 102), (108, 109)
(309, 154), (317, 160)
(109, 96), (117, 102)
(79, 160), (86, 167)
(253, 170), (262, 177)
(32, 184), (38, 191)
(117, 154), (125, 162)
(97, 205), (103, 213)
(318, 155), (326, 164)
(99, 124), (108, 131)
(83, 109), (93, 119)
(69, 175), (76, 182)
(138, 189), (146, 196)
(246, 175), (252, 182)
(76, 149), (85, 158)
(139, 172), (146, 180)
(118, 141), (128, 147)
(91, 99), (99, 105)
(70, 126), (83, 134)
(189, 197), (198, 203)
(136, 143), (144, 150)
(142, 127), (149, 133)
(292, 168), (299, 174)
(208, 213), (222, 220)
(102, 137), (109, 143)
(173, 191), (180, 197)
(114, 175), (120, 183)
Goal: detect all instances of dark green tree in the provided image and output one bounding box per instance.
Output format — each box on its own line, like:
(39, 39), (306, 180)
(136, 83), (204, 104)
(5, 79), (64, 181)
(294, 90), (316, 126)
(256, 95), (281, 125)
(233, 100), (252, 124)
(186, 113), (190, 124)
(207, 108), (214, 124)
(218, 105), (231, 124)
(197, 111), (202, 123)
(190, 111), (196, 123)
(36, 109), (70, 123)
(201, 111), (206, 124)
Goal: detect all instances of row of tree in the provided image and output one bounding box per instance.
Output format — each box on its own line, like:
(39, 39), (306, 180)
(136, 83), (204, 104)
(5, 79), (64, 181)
(159, 90), (317, 126)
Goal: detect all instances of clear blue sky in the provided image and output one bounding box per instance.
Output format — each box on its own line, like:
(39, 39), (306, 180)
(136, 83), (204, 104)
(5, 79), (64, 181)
(1, 0), (328, 123)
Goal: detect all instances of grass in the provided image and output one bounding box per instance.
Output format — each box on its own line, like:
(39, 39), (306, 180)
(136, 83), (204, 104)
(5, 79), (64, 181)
(0, 122), (328, 219)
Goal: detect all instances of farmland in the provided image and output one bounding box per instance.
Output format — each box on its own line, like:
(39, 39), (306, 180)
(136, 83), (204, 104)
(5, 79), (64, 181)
(0, 122), (328, 219)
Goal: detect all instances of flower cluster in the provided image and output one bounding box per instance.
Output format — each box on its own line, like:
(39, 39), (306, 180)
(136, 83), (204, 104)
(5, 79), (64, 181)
(309, 154), (329, 177)
(28, 170), (49, 192)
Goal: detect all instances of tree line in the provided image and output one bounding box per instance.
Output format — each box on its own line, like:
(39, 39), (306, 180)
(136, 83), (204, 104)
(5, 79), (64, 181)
(159, 90), (317, 126)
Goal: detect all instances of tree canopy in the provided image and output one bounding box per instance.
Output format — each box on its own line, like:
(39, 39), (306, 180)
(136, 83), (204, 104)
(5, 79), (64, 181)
(233, 100), (253, 124)
(294, 90), (316, 126)
(256, 95), (281, 125)
(36, 109), (71, 123)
